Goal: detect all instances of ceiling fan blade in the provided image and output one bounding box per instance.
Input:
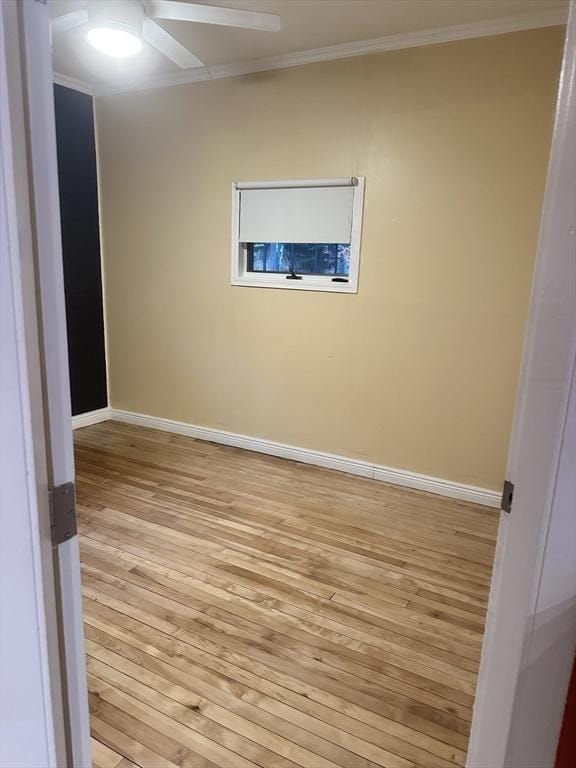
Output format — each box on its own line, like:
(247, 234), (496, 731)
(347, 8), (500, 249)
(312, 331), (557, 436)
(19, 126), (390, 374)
(50, 8), (89, 36)
(145, 1), (281, 33)
(142, 18), (205, 69)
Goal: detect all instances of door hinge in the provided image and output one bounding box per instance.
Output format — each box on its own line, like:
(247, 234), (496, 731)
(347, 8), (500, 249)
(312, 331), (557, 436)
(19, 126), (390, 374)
(49, 482), (77, 545)
(501, 479), (514, 513)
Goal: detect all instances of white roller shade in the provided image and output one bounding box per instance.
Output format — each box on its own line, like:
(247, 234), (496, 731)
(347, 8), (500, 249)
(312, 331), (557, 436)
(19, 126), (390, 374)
(239, 185), (355, 244)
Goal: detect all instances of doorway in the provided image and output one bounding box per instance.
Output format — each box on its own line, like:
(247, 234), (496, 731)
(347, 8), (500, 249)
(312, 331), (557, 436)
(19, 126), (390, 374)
(1, 2), (574, 767)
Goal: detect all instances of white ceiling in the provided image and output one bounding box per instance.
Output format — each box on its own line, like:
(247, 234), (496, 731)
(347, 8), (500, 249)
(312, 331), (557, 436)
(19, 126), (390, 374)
(51, 0), (568, 87)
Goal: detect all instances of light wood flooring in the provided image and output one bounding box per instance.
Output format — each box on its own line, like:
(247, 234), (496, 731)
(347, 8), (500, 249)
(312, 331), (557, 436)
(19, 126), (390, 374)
(75, 421), (499, 768)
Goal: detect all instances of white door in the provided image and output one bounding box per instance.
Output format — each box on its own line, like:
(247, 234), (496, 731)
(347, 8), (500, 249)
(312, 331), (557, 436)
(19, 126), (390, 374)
(1, 5), (67, 765)
(467, 3), (576, 766)
(1, 1), (92, 765)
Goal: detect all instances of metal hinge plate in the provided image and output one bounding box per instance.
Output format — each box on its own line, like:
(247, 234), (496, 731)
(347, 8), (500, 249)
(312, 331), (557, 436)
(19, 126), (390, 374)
(501, 479), (514, 513)
(49, 482), (77, 545)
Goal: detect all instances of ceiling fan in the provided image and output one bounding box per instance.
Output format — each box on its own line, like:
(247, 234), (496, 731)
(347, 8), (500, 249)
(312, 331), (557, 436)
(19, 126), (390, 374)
(51, 0), (282, 69)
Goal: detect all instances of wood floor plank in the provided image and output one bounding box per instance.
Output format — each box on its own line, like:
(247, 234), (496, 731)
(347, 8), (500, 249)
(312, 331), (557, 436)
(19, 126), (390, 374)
(79, 553), (476, 719)
(80, 535), (482, 659)
(85, 628), (416, 768)
(83, 605), (462, 768)
(79, 551), (479, 680)
(80, 567), (479, 702)
(90, 712), (181, 768)
(75, 422), (498, 768)
(81, 567), (473, 753)
(89, 669), (304, 768)
(90, 690), (224, 768)
(88, 653), (383, 768)
(91, 738), (125, 768)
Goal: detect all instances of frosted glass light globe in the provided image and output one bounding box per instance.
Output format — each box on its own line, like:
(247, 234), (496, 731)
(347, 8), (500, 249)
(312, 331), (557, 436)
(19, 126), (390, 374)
(85, 27), (142, 58)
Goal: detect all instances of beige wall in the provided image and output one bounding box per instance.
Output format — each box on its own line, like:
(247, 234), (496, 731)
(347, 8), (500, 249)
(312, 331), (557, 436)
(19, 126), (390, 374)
(96, 27), (563, 491)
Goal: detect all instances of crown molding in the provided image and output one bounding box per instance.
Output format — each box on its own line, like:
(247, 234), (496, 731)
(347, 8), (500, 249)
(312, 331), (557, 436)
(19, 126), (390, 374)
(87, 7), (567, 97)
(208, 8), (568, 80)
(53, 71), (94, 95)
(94, 65), (210, 96)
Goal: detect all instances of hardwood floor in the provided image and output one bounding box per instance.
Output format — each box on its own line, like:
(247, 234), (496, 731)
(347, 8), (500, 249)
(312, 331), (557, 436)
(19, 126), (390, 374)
(75, 421), (499, 768)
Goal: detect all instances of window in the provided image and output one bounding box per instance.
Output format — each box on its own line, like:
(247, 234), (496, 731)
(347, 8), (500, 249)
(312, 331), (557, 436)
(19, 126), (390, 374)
(231, 177), (365, 292)
(247, 243), (350, 276)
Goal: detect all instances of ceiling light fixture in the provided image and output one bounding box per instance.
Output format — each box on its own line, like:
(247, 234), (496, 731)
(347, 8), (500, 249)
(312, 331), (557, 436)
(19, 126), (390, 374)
(85, 26), (143, 58)
(51, 1), (282, 74)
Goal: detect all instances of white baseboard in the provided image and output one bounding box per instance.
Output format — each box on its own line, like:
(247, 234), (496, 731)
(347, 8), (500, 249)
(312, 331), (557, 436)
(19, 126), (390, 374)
(71, 407), (110, 430)
(371, 465), (499, 507)
(109, 408), (501, 508)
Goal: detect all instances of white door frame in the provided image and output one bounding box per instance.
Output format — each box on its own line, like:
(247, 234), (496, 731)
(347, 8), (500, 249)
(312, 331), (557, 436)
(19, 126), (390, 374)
(1, 2), (67, 764)
(467, 2), (576, 766)
(1, 1), (92, 765)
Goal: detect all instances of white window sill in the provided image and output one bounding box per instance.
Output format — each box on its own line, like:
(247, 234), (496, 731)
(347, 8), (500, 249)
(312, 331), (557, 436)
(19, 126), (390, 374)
(231, 275), (358, 293)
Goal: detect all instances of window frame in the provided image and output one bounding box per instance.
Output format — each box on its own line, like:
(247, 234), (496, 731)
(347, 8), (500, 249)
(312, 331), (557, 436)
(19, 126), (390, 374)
(230, 177), (365, 293)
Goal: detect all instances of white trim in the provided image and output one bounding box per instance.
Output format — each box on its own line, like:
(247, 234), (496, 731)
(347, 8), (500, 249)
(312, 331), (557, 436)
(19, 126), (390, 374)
(230, 177), (364, 294)
(467, 2), (576, 765)
(71, 407), (110, 430)
(94, 8), (567, 96)
(109, 408), (500, 508)
(371, 465), (500, 508)
(20, 2), (92, 765)
(53, 71), (94, 95)
(235, 178), (356, 189)
(93, 66), (211, 96)
(347, 177), (364, 293)
(91, 93), (111, 413)
(1, 2), (66, 763)
(229, 273), (359, 293)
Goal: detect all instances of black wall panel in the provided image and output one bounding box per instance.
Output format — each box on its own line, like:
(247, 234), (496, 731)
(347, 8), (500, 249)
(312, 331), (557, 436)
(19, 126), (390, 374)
(54, 84), (107, 416)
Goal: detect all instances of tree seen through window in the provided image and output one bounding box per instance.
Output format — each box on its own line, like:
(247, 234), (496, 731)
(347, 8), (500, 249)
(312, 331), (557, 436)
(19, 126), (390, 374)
(247, 243), (350, 277)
